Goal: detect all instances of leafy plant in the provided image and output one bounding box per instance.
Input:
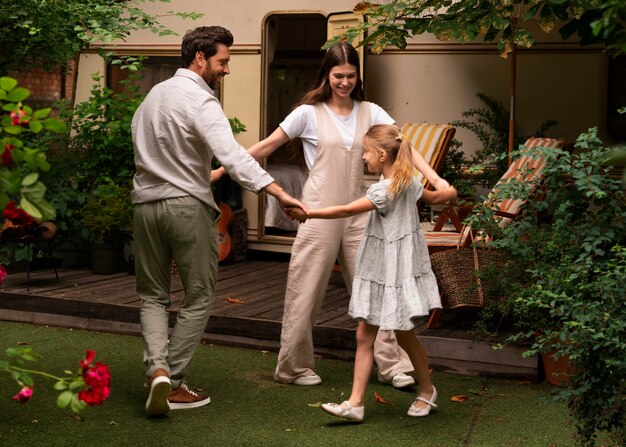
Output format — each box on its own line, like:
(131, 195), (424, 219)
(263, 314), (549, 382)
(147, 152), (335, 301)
(228, 117), (247, 135)
(0, 0), (203, 73)
(40, 149), (91, 245)
(1, 77), (66, 271)
(440, 92), (558, 198)
(327, 1), (616, 58)
(65, 69), (145, 190)
(1, 77), (64, 220)
(80, 179), (132, 245)
(1, 346), (111, 413)
(467, 128), (626, 446)
(39, 60), (145, 246)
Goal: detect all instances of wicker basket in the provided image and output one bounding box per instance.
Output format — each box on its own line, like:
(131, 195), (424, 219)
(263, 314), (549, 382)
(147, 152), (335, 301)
(430, 237), (503, 309)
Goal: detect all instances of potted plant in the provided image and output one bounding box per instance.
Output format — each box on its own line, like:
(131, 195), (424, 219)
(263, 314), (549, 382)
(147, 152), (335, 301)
(467, 128), (625, 446)
(80, 179), (133, 274)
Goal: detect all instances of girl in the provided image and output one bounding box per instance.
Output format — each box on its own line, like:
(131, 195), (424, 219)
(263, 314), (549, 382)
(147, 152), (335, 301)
(288, 124), (457, 421)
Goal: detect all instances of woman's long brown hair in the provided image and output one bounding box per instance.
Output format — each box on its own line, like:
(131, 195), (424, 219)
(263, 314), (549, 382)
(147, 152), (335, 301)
(295, 42), (365, 106)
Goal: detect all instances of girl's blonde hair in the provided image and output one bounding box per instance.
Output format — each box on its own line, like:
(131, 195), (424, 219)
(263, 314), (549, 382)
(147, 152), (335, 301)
(363, 124), (413, 197)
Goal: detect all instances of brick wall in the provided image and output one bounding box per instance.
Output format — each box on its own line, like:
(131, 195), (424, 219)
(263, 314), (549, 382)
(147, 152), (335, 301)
(11, 61), (76, 107)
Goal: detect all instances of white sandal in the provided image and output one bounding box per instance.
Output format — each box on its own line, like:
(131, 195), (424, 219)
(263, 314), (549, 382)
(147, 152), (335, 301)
(320, 401), (364, 422)
(407, 386), (438, 417)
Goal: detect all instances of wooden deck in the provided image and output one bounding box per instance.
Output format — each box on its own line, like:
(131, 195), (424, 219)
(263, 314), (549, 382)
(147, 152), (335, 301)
(0, 252), (539, 380)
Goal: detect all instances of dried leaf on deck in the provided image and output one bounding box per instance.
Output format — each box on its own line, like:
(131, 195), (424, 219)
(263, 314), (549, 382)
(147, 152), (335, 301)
(226, 297), (245, 304)
(374, 391), (389, 404)
(451, 395), (468, 402)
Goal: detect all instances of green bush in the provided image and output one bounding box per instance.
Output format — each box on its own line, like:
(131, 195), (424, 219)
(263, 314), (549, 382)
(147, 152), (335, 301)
(65, 69), (145, 190)
(80, 179), (132, 245)
(468, 128), (626, 446)
(39, 60), (145, 245)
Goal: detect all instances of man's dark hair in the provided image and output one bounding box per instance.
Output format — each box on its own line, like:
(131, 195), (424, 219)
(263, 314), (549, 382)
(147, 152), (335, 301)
(181, 26), (234, 68)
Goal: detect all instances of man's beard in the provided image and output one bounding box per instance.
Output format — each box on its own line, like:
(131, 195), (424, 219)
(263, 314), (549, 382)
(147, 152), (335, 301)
(208, 74), (221, 90)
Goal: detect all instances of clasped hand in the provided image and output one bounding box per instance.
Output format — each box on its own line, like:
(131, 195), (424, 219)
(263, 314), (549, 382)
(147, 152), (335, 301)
(284, 206), (308, 223)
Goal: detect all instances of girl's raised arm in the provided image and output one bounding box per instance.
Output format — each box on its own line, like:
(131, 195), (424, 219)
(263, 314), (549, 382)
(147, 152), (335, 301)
(421, 186), (457, 205)
(411, 149), (450, 191)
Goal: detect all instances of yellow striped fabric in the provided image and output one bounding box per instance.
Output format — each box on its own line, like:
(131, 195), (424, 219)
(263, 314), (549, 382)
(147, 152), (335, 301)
(401, 122), (453, 185)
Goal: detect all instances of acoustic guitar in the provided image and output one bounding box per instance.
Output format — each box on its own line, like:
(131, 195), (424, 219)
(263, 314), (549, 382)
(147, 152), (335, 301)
(216, 202), (233, 263)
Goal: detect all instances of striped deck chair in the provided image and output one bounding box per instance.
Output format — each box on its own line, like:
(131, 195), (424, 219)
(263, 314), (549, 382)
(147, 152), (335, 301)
(425, 136), (564, 328)
(401, 122), (456, 190)
(425, 137), (564, 253)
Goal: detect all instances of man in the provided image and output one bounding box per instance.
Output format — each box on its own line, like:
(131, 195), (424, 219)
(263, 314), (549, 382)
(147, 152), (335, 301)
(131, 26), (306, 417)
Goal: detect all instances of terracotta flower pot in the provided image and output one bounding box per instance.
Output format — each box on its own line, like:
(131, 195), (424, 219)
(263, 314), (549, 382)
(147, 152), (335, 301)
(541, 349), (574, 387)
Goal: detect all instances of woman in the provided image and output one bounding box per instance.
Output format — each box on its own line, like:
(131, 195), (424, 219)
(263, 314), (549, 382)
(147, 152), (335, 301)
(213, 42), (449, 386)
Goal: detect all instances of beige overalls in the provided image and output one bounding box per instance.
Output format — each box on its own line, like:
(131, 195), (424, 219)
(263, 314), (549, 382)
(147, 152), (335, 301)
(274, 101), (413, 383)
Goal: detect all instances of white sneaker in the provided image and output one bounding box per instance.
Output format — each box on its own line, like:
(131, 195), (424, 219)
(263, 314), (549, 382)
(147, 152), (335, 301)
(377, 371), (415, 389)
(293, 373), (322, 386)
(320, 401), (364, 422)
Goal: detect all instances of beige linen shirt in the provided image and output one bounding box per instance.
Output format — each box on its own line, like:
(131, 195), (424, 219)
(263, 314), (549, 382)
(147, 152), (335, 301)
(131, 68), (273, 215)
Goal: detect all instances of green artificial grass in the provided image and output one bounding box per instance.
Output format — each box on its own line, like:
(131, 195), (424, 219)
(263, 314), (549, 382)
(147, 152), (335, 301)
(0, 321), (582, 446)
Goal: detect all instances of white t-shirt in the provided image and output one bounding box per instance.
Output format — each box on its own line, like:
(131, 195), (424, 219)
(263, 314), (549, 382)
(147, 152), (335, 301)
(279, 101), (395, 170)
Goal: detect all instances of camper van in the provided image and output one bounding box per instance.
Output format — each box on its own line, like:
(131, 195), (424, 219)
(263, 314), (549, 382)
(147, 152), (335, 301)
(74, 0), (611, 253)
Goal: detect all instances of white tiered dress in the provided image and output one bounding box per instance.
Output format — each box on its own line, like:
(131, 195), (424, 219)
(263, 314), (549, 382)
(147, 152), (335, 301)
(349, 178), (442, 330)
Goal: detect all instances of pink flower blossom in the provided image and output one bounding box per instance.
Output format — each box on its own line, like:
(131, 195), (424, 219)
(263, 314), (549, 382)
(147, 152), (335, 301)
(10, 109), (28, 126)
(12, 387), (33, 403)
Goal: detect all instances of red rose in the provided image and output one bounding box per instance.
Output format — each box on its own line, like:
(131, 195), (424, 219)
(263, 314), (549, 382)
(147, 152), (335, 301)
(78, 353), (111, 407)
(1, 144), (14, 166)
(0, 265), (6, 285)
(2, 201), (34, 226)
(80, 350), (96, 370)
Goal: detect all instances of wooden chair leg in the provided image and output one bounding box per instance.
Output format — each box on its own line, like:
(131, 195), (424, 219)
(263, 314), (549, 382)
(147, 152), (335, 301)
(427, 308), (442, 329)
(427, 293), (446, 329)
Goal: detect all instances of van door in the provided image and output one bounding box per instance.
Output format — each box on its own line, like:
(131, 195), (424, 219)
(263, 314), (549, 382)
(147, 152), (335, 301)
(326, 12), (365, 79)
(259, 13), (326, 244)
